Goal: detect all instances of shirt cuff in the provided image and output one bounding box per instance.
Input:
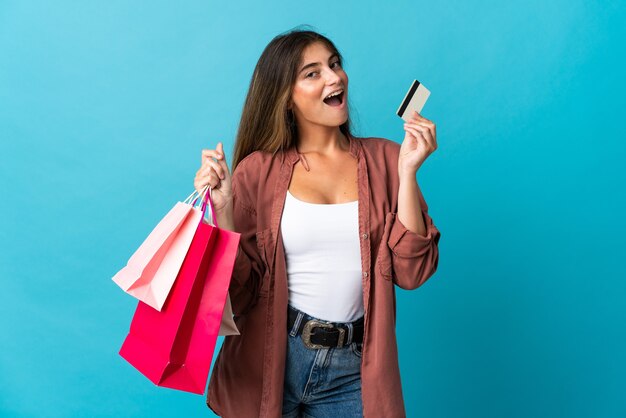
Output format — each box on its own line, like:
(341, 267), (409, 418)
(387, 211), (437, 257)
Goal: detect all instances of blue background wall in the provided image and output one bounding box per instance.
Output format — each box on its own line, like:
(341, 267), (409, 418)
(1, 1), (625, 417)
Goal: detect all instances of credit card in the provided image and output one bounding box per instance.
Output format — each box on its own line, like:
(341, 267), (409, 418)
(396, 79), (430, 121)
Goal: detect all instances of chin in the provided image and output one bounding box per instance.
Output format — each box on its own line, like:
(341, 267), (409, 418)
(335, 113), (349, 126)
(323, 117), (348, 128)
(304, 107), (349, 127)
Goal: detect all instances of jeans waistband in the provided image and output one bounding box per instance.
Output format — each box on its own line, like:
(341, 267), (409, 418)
(288, 305), (363, 326)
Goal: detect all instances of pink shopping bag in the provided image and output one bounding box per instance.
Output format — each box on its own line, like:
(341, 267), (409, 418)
(112, 190), (203, 311)
(119, 188), (241, 394)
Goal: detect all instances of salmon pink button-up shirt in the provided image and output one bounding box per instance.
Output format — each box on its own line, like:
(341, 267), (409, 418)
(207, 133), (441, 418)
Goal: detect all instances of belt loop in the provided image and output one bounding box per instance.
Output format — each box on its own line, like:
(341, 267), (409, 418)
(346, 322), (354, 346)
(290, 310), (304, 337)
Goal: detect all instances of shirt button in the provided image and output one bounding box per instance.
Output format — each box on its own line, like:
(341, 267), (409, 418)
(363, 272), (368, 277)
(362, 233), (368, 240)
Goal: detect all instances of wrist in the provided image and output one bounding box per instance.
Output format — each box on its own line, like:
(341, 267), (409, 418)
(214, 202), (235, 231)
(398, 169), (417, 183)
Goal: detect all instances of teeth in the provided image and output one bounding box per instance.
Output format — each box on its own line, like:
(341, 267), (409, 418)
(324, 89), (343, 100)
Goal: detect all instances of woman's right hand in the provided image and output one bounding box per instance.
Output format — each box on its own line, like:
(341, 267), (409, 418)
(194, 142), (233, 213)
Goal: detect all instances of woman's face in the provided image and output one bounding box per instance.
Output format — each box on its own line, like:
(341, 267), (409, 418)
(290, 41), (349, 129)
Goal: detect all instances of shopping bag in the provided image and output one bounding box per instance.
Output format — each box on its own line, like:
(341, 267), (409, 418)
(219, 293), (239, 336)
(112, 189), (205, 311)
(119, 187), (241, 394)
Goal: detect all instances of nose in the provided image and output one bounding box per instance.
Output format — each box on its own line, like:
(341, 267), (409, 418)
(323, 67), (342, 86)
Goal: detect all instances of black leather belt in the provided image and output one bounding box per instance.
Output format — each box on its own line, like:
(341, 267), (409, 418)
(287, 305), (364, 349)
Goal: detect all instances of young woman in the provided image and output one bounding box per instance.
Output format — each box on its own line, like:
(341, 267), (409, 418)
(194, 27), (441, 418)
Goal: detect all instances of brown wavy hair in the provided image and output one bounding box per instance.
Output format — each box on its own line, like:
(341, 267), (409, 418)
(231, 25), (358, 171)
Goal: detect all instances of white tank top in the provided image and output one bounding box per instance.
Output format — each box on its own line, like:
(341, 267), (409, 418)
(280, 189), (364, 323)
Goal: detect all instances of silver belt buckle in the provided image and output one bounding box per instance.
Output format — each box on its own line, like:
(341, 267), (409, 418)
(301, 320), (346, 349)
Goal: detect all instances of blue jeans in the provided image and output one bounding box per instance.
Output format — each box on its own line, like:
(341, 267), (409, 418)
(282, 305), (364, 418)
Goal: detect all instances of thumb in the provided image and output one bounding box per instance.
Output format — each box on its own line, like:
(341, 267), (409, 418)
(215, 141), (226, 160)
(216, 142), (231, 175)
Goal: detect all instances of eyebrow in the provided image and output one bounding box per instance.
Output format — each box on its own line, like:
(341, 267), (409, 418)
(299, 53), (339, 74)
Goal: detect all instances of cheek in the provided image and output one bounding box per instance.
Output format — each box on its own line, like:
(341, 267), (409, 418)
(293, 85), (322, 108)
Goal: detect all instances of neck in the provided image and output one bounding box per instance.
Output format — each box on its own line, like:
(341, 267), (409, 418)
(295, 125), (348, 156)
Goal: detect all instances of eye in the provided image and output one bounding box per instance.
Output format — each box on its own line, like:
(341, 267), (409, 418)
(331, 60), (341, 68)
(306, 71), (318, 78)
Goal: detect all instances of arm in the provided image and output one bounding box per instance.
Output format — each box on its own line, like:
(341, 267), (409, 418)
(382, 109), (440, 289)
(381, 174), (441, 290)
(398, 171), (428, 236)
(215, 170), (264, 316)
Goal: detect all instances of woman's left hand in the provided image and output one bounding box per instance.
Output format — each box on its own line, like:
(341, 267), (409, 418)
(399, 110), (437, 177)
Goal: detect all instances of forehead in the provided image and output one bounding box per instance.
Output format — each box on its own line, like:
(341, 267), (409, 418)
(300, 42), (335, 62)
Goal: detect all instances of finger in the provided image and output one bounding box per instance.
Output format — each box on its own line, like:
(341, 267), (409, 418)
(411, 110), (424, 121)
(214, 152), (231, 177)
(405, 119), (431, 128)
(404, 125), (426, 142)
(409, 119), (435, 131)
(411, 110), (428, 122)
(410, 112), (434, 127)
(203, 146), (223, 158)
(199, 164), (219, 180)
(212, 149), (230, 174)
(407, 125), (436, 151)
(201, 148), (224, 162)
(404, 121), (434, 145)
(207, 172), (222, 189)
(194, 176), (210, 192)
(203, 159), (225, 179)
(411, 110), (436, 127)
(202, 149), (221, 160)
(199, 167), (220, 187)
(404, 121), (430, 137)
(404, 125), (433, 149)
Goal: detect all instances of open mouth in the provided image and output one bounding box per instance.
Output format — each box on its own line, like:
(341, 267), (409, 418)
(323, 91), (344, 107)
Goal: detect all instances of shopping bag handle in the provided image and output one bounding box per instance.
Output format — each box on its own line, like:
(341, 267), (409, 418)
(200, 186), (219, 228)
(183, 186), (219, 228)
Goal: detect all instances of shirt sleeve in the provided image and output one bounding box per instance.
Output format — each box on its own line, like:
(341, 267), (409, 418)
(379, 188), (441, 290)
(227, 168), (265, 316)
